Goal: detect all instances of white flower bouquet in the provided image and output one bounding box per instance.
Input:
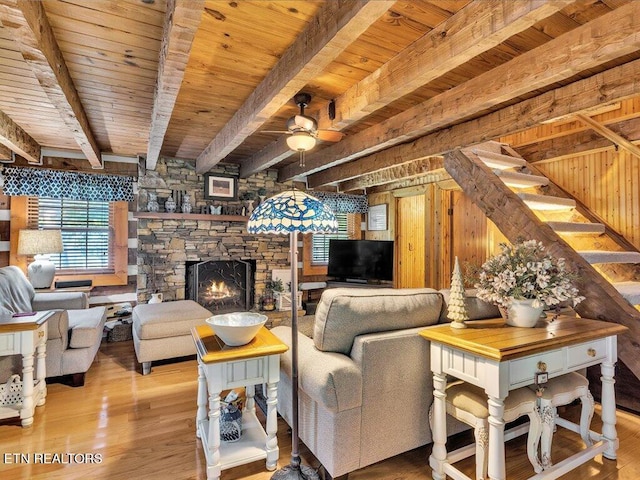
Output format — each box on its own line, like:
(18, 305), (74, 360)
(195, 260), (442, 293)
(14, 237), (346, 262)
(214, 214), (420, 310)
(474, 240), (584, 309)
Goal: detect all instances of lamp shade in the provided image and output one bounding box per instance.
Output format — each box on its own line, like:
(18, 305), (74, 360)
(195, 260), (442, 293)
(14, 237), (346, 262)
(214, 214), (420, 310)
(17, 229), (63, 256)
(286, 132), (316, 152)
(247, 190), (338, 234)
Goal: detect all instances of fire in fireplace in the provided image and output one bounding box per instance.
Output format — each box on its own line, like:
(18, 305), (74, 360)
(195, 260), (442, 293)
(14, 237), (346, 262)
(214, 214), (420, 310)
(186, 260), (255, 313)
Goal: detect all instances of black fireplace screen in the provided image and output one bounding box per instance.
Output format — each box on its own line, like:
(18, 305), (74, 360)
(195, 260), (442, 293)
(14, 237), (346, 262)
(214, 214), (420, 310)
(186, 260), (254, 314)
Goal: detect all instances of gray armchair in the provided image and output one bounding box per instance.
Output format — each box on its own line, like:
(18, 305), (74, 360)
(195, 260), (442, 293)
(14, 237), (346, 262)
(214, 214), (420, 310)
(0, 266), (106, 386)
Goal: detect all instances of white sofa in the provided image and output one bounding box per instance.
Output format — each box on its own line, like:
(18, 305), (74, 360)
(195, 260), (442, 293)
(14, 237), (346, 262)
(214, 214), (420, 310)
(271, 287), (500, 479)
(0, 266), (106, 386)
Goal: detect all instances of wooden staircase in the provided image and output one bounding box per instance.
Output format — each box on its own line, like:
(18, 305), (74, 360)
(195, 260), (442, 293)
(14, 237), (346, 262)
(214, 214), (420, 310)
(444, 141), (640, 381)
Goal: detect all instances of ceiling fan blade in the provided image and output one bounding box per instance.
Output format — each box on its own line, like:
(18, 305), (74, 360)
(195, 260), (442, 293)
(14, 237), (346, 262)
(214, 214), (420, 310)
(294, 114), (316, 131)
(260, 130), (291, 134)
(316, 130), (344, 142)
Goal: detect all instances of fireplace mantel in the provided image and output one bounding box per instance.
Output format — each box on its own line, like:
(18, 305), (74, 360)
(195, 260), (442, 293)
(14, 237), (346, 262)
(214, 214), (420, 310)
(134, 212), (248, 222)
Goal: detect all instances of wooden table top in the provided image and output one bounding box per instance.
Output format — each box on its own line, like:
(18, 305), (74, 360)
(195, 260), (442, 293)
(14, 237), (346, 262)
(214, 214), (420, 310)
(191, 325), (289, 364)
(419, 315), (628, 362)
(0, 310), (54, 333)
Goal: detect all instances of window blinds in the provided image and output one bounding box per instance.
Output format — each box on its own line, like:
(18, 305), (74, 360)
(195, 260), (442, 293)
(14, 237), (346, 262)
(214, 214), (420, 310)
(27, 197), (115, 273)
(310, 213), (352, 264)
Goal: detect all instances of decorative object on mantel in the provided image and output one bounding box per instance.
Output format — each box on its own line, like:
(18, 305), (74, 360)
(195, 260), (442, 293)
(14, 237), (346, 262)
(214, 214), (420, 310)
(474, 239), (584, 328)
(209, 205), (222, 215)
(204, 173), (238, 200)
(239, 190), (257, 216)
(181, 193), (192, 213)
(257, 187), (267, 204)
(147, 192), (159, 212)
(248, 189), (337, 480)
(448, 257), (468, 329)
(164, 194), (176, 213)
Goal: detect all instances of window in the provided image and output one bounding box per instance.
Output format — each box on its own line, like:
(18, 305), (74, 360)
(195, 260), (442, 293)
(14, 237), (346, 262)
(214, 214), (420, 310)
(302, 213), (361, 275)
(11, 196), (129, 286)
(29, 197), (113, 272)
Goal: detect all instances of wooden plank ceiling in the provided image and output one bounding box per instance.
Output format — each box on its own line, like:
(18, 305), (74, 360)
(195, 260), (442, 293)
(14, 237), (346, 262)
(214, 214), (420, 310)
(0, 0), (639, 186)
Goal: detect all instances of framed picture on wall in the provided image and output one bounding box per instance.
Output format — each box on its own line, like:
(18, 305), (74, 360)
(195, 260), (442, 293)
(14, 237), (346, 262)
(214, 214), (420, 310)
(367, 204), (388, 231)
(204, 173), (238, 200)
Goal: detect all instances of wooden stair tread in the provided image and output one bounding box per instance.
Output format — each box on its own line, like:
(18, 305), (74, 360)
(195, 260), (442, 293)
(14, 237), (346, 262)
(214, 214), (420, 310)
(473, 149), (527, 169)
(611, 282), (640, 305)
(493, 169), (549, 188)
(517, 192), (576, 210)
(578, 250), (640, 264)
(546, 221), (605, 234)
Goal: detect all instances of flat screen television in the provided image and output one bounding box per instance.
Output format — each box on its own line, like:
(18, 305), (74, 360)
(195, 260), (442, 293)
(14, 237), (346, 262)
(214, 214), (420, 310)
(327, 239), (394, 283)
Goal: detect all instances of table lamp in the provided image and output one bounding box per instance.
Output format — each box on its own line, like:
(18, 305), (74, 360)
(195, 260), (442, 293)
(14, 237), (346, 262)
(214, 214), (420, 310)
(248, 190), (337, 480)
(17, 229), (63, 289)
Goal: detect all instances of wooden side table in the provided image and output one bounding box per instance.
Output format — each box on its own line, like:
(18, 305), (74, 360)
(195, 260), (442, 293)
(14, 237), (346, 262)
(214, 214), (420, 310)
(191, 325), (288, 480)
(0, 310), (54, 427)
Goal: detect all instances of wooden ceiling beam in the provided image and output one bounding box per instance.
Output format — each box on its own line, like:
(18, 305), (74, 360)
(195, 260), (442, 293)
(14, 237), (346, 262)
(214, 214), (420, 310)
(146, 0), (205, 171)
(338, 157), (444, 192)
(575, 113), (640, 160)
(315, 56), (640, 186)
(279, 1), (640, 182)
(0, 144), (13, 161)
(517, 117), (640, 163)
(197, 0), (394, 175)
(366, 168), (453, 195)
(242, 0), (571, 178)
(0, 109), (40, 163)
(1, 0), (102, 168)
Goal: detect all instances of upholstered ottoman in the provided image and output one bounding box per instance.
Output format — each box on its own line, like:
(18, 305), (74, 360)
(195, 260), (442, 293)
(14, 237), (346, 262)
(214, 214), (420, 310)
(132, 300), (212, 374)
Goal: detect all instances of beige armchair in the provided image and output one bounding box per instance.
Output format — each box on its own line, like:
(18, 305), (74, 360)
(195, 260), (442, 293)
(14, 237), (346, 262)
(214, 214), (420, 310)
(0, 266), (106, 386)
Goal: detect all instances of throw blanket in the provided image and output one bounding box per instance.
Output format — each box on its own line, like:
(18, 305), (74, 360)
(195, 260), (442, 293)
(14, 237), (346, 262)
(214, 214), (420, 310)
(0, 266), (35, 313)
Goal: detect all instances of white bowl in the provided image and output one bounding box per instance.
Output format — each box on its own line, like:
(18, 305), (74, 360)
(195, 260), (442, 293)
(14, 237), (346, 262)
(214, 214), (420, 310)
(206, 312), (268, 346)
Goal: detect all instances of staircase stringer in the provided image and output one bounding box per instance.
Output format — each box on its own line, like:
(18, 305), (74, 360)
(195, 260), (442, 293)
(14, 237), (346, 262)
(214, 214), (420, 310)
(444, 146), (640, 381)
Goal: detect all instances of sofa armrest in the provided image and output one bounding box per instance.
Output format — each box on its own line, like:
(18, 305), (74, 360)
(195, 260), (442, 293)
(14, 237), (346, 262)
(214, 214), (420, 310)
(271, 326), (363, 413)
(46, 310), (70, 351)
(33, 292), (89, 311)
(68, 307), (107, 348)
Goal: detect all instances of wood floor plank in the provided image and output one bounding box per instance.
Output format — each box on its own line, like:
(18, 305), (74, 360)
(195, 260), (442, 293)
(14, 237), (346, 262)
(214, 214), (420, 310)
(1, 339), (639, 479)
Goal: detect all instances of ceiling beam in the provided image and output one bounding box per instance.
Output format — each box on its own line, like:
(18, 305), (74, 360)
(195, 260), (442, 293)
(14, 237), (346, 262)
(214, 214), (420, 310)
(367, 169), (453, 195)
(0, 109), (40, 163)
(516, 116), (640, 163)
(313, 55), (640, 187)
(197, 0), (394, 175)
(146, 0), (205, 171)
(242, 0), (571, 178)
(0, 144), (12, 161)
(279, 1), (640, 182)
(338, 157), (444, 192)
(1, 0), (102, 168)
(575, 113), (640, 160)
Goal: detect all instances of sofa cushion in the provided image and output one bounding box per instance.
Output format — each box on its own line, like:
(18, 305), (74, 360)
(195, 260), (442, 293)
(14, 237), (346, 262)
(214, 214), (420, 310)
(313, 288), (444, 355)
(46, 310), (70, 350)
(68, 307), (107, 348)
(133, 300), (211, 340)
(0, 266), (35, 313)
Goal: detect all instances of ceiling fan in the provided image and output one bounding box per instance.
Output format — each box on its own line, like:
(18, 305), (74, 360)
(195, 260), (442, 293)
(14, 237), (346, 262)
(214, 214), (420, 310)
(263, 92), (344, 166)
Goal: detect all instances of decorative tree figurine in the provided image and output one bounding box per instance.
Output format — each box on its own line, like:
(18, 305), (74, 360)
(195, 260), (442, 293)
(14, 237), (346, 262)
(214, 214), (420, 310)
(448, 256), (468, 329)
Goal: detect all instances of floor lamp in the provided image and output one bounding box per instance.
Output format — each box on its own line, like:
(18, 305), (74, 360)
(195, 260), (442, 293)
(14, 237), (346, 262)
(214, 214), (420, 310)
(248, 190), (337, 480)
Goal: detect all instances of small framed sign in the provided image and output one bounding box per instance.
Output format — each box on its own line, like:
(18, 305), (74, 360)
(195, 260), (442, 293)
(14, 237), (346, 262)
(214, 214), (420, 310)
(367, 204), (388, 231)
(204, 173), (238, 200)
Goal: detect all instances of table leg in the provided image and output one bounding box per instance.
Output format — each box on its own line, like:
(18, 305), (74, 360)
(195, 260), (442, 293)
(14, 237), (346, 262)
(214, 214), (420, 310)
(20, 351), (35, 428)
(245, 383), (256, 414)
(487, 395), (506, 480)
(196, 363), (207, 438)
(35, 340), (46, 407)
(207, 390), (222, 480)
(265, 381), (278, 471)
(600, 360), (618, 460)
(430, 372), (448, 480)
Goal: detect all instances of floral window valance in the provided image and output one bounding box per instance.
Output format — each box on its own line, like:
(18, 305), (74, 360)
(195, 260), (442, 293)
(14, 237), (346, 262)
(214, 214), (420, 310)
(2, 167), (134, 202)
(312, 191), (368, 214)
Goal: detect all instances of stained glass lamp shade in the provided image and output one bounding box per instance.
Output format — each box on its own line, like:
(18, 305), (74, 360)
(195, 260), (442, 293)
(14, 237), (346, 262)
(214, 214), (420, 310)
(248, 190), (337, 480)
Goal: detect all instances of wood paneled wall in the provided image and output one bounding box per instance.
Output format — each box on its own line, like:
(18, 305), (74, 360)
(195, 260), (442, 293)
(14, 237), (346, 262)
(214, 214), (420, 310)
(537, 149), (640, 250)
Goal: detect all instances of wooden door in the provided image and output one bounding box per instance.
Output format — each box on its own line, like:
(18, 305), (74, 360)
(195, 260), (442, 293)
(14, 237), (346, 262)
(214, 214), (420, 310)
(396, 194), (426, 288)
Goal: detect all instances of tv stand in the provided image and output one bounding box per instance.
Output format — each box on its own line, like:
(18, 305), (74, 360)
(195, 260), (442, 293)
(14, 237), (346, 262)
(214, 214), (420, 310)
(326, 280), (393, 289)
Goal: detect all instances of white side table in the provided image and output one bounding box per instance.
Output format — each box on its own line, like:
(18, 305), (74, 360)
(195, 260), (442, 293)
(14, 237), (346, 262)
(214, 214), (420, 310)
(191, 325), (288, 480)
(0, 310), (54, 427)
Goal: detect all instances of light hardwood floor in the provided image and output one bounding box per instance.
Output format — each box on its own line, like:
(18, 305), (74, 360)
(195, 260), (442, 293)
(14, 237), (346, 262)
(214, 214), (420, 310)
(1, 339), (640, 480)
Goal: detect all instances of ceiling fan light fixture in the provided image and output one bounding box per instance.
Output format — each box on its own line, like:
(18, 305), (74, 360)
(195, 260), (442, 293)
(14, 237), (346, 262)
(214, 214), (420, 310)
(286, 131), (316, 152)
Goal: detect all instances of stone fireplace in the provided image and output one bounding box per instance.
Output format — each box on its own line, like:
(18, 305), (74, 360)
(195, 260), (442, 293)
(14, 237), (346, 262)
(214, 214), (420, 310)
(186, 259), (255, 313)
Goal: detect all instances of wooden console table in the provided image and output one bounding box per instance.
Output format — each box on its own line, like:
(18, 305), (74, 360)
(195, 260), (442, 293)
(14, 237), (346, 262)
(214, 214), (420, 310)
(191, 325), (288, 480)
(0, 310), (54, 427)
(420, 316), (628, 480)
